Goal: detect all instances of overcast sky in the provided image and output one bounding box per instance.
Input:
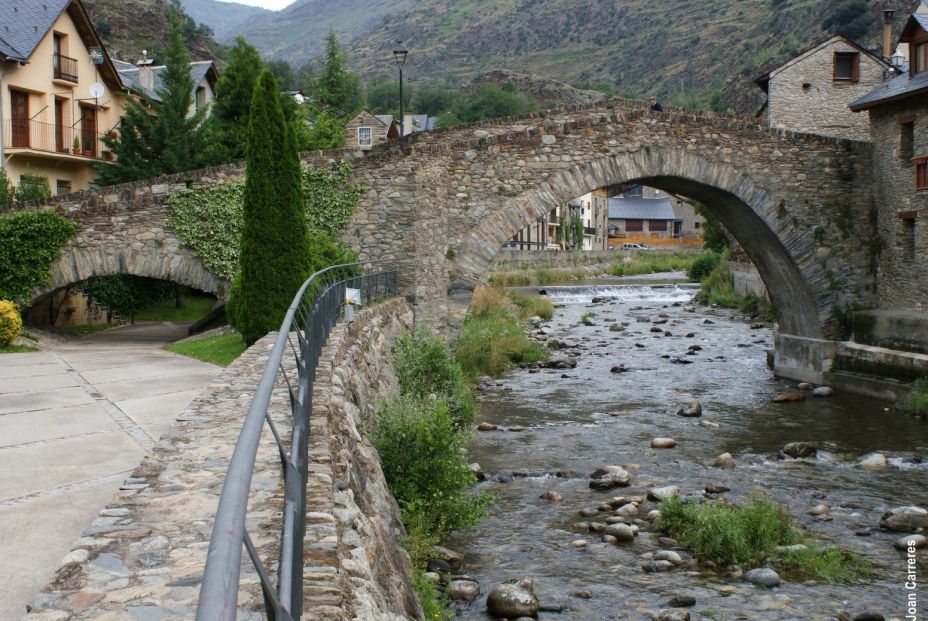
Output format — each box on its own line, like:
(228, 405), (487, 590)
(223, 0), (292, 10)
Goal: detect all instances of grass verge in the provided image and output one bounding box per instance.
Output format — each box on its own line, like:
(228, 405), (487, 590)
(0, 344), (39, 353)
(134, 296), (217, 322)
(455, 287), (548, 379)
(659, 495), (871, 582)
(163, 332), (245, 367)
(488, 252), (704, 286)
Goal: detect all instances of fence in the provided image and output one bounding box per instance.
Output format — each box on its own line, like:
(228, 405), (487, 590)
(3, 118), (108, 160)
(196, 261), (399, 621)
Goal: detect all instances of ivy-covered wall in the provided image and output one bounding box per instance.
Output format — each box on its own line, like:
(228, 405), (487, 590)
(0, 210), (76, 303)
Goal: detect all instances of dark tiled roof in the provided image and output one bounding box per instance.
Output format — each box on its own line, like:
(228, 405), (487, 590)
(849, 70), (928, 111)
(0, 35), (22, 60)
(0, 0), (71, 60)
(608, 197), (678, 221)
(114, 59), (216, 103)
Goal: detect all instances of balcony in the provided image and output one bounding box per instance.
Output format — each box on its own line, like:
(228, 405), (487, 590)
(584, 227), (598, 236)
(4, 119), (109, 161)
(53, 53), (78, 83)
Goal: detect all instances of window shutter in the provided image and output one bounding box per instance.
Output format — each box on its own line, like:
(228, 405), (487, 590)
(851, 53), (860, 82)
(833, 52), (838, 80)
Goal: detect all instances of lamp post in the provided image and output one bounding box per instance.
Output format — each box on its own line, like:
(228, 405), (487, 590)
(392, 44), (407, 144)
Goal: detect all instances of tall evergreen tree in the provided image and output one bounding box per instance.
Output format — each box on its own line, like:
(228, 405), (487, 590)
(201, 37), (265, 164)
(314, 29), (361, 115)
(227, 71), (311, 345)
(95, 17), (205, 185)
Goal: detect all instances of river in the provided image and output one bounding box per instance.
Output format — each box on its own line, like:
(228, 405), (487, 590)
(448, 277), (927, 621)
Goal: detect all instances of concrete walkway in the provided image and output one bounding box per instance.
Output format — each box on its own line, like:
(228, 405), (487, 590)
(0, 323), (222, 620)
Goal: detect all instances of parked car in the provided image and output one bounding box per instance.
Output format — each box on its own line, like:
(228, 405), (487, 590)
(621, 243), (655, 251)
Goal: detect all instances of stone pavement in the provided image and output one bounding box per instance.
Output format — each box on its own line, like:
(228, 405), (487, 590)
(0, 323), (221, 621)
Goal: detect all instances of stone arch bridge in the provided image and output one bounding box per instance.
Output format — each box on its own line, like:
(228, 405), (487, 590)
(28, 100), (878, 381)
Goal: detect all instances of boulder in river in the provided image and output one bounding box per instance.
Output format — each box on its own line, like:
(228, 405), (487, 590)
(477, 422), (498, 431)
(540, 491), (563, 502)
(709, 452), (735, 468)
(651, 437), (677, 449)
(609, 324), (625, 332)
(852, 613), (885, 621)
(654, 550), (684, 566)
(744, 568), (781, 587)
(610, 364), (630, 374)
(781, 442), (818, 459)
(880, 506), (928, 532)
(773, 392), (806, 403)
(857, 452), (889, 470)
(648, 486), (681, 502)
(604, 523), (636, 542)
(893, 534), (927, 550)
(544, 354), (578, 369)
(486, 583), (539, 619)
(641, 560), (676, 573)
(447, 578), (480, 602)
(589, 466), (631, 490)
(812, 386), (834, 397)
(676, 401), (702, 417)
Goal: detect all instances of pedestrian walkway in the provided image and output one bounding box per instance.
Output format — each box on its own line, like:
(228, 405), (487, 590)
(0, 323), (222, 621)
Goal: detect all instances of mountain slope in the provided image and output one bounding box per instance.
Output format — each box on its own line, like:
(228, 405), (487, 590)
(179, 0), (272, 42)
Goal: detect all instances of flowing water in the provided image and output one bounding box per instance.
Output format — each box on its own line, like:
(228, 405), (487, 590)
(448, 278), (928, 621)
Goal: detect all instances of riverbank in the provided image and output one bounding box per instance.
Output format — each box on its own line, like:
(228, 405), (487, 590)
(447, 281), (926, 621)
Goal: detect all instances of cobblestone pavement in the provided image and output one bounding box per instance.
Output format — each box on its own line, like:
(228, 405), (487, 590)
(0, 323), (221, 621)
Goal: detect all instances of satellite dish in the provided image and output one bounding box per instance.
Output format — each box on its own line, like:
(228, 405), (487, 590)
(89, 82), (104, 99)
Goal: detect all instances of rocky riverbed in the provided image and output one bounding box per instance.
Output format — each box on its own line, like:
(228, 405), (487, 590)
(444, 280), (927, 621)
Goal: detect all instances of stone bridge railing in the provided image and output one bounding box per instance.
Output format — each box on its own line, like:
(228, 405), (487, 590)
(23, 299), (419, 621)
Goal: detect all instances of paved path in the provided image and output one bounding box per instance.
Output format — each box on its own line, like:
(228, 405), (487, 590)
(0, 323), (222, 621)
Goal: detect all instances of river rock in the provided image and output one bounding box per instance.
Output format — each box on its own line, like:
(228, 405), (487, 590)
(615, 503), (639, 518)
(609, 324), (625, 332)
(604, 523), (636, 542)
(641, 560), (676, 572)
(610, 364), (630, 373)
(651, 438), (677, 449)
(601, 534), (618, 544)
(570, 539), (588, 549)
(705, 484), (731, 494)
(656, 610), (691, 621)
(744, 568), (781, 587)
(666, 594), (697, 607)
(477, 422), (498, 431)
(676, 401), (702, 417)
(654, 550), (683, 565)
(469, 463), (486, 481)
(880, 506), (928, 532)
(647, 486), (681, 502)
(545, 355), (578, 370)
(486, 583), (539, 619)
(812, 386), (834, 397)
(447, 578), (480, 602)
(539, 491), (563, 502)
(852, 613), (885, 621)
(427, 559), (451, 574)
(782, 442), (818, 458)
(806, 504), (829, 516)
(857, 452), (889, 470)
(589, 466), (631, 490)
(773, 392), (806, 403)
(893, 534), (927, 550)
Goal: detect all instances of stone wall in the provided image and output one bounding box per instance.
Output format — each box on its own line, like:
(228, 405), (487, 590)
(22, 299), (420, 621)
(766, 38), (887, 141)
(867, 97), (928, 311)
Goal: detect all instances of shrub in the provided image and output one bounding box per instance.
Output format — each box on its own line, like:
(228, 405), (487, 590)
(506, 290), (554, 320)
(687, 251), (722, 282)
(695, 262), (739, 307)
(0, 210), (77, 302)
(900, 378), (928, 416)
(393, 332), (475, 427)
(0, 300), (22, 346)
(371, 398), (490, 536)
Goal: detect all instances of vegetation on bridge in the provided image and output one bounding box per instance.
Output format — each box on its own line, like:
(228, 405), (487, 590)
(0, 210), (77, 303)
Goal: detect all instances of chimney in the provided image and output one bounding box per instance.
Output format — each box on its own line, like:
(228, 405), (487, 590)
(136, 50), (154, 92)
(883, 9), (895, 60)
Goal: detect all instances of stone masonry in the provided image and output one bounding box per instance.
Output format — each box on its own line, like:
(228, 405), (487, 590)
(25, 99), (884, 343)
(22, 299), (420, 621)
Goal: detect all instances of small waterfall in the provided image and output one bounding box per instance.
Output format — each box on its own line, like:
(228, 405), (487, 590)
(537, 283), (700, 305)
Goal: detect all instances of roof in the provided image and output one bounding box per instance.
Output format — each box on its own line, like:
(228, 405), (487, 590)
(374, 115), (395, 127)
(0, 0), (70, 61)
(754, 34), (889, 92)
(114, 59), (218, 103)
(608, 197), (678, 221)
(403, 114), (437, 135)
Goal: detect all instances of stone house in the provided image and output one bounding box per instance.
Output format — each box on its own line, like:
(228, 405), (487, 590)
(607, 196), (681, 241)
(113, 58), (218, 119)
(0, 0), (130, 194)
(755, 35), (891, 140)
(850, 5), (928, 311)
(345, 110), (399, 150)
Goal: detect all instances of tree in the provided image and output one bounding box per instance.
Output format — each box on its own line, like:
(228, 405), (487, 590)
(314, 29), (361, 115)
(227, 71), (312, 345)
(365, 80), (412, 115)
(452, 83), (537, 124)
(413, 85), (458, 116)
(201, 37), (265, 164)
(694, 202), (730, 253)
(94, 17), (205, 185)
(268, 59), (296, 91)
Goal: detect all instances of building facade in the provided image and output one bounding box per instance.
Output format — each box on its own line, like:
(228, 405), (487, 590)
(345, 111), (399, 150)
(850, 6), (928, 310)
(756, 35), (891, 141)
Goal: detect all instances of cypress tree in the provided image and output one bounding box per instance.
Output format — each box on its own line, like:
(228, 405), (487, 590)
(227, 71), (311, 345)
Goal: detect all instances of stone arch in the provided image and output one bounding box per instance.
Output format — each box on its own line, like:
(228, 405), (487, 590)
(29, 242), (228, 306)
(451, 147), (829, 339)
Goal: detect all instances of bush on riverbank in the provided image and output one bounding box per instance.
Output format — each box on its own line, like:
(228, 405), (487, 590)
(695, 261), (775, 321)
(900, 378), (928, 416)
(487, 251), (705, 286)
(455, 287), (548, 379)
(607, 252), (700, 277)
(686, 250), (722, 282)
(393, 332), (475, 427)
(659, 495), (870, 581)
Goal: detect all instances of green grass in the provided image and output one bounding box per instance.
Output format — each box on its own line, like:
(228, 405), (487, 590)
(0, 344), (39, 353)
(487, 252), (704, 286)
(659, 495), (871, 582)
(163, 333), (245, 367)
(607, 252), (700, 277)
(134, 296), (217, 322)
(506, 290), (554, 320)
(696, 262), (776, 321)
(900, 378), (928, 416)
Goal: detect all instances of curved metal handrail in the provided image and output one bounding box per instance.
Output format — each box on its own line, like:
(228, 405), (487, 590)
(196, 261), (399, 621)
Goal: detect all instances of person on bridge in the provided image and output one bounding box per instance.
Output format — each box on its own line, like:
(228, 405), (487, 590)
(649, 96), (663, 112)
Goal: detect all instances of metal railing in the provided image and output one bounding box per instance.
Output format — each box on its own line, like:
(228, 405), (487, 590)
(196, 261), (399, 621)
(53, 52), (78, 82)
(3, 119), (108, 159)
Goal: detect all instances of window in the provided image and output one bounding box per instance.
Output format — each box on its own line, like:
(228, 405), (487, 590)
(624, 185), (643, 198)
(694, 221), (701, 229)
(901, 120), (915, 161)
(357, 126), (373, 148)
(649, 219), (668, 232)
(195, 86), (207, 110)
(898, 212), (916, 262)
(916, 156), (928, 191)
(915, 42), (928, 75)
(625, 219), (643, 232)
(56, 179), (71, 196)
(833, 52), (860, 82)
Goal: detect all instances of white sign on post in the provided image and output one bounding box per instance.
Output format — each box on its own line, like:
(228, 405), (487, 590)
(345, 288), (361, 305)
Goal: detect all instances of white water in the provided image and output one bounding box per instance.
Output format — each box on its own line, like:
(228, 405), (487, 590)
(538, 283), (700, 305)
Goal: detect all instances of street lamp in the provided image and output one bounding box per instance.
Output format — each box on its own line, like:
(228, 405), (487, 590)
(393, 44), (408, 144)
